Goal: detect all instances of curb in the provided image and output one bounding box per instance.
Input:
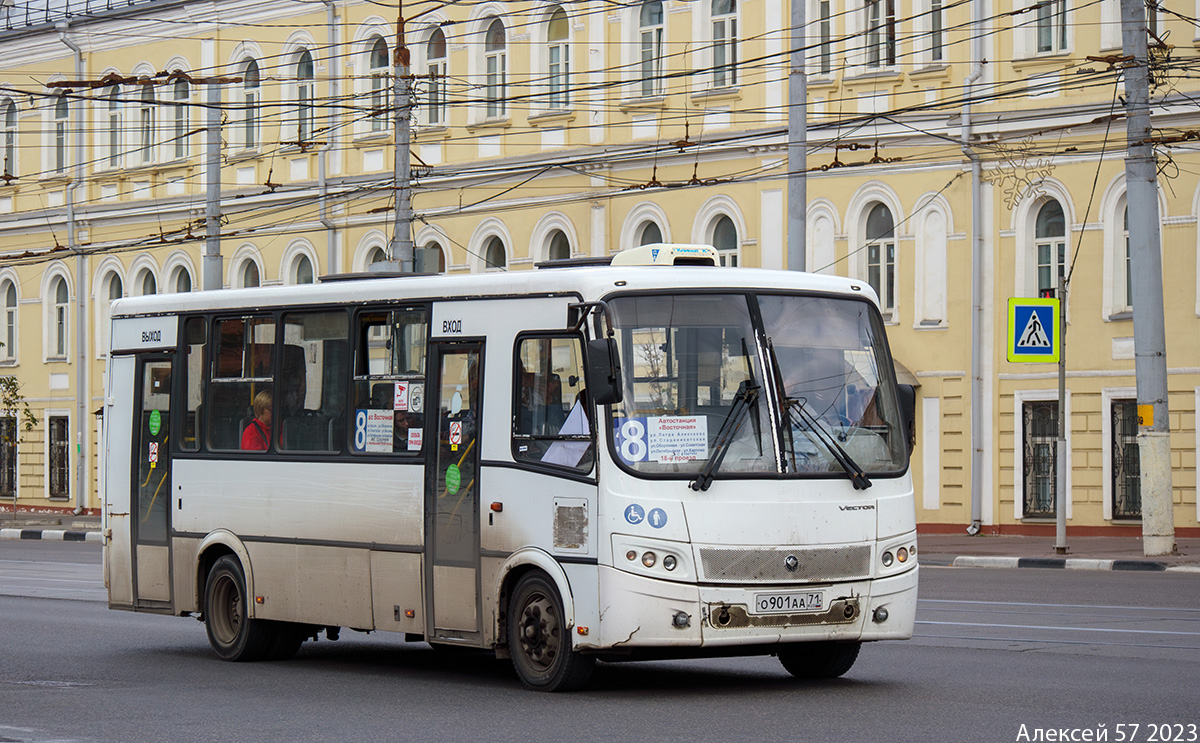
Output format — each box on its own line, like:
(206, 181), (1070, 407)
(0, 528), (102, 543)
(945, 555), (1200, 573)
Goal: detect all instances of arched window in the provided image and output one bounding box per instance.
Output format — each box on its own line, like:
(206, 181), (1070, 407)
(173, 267), (192, 293)
(100, 273), (123, 355)
(105, 86), (122, 168)
(3, 99), (16, 177)
(242, 58), (260, 149)
(294, 254), (314, 284)
(2, 282), (16, 362)
(242, 260), (260, 288)
(367, 245), (388, 268)
(1035, 199), (1066, 296)
(296, 50), (315, 143)
(173, 77), (190, 159)
(548, 230), (570, 261)
(138, 82), (156, 163)
(52, 277), (69, 358)
(54, 94), (69, 173)
(865, 202), (895, 312)
(485, 18), (507, 118)
(369, 37), (390, 131)
(638, 221), (663, 246)
(138, 270), (157, 296)
(421, 240), (447, 273)
(484, 236), (506, 269)
(1121, 206), (1132, 310)
(426, 29), (448, 126)
(547, 8), (570, 108)
(712, 215), (738, 266)
(639, 0), (664, 96)
(711, 0), (737, 88)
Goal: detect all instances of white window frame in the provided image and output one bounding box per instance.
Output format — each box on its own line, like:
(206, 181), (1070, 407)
(296, 49), (315, 144)
(710, 0), (738, 89)
(95, 267), (124, 359)
(815, 0), (834, 76)
(44, 409), (71, 501)
(53, 94), (69, 174)
(424, 29), (448, 127)
(0, 278), (17, 364)
(639, 0), (665, 97)
(864, 0), (897, 69)
(484, 18), (508, 119)
(172, 77), (190, 160)
(104, 85), (123, 169)
(368, 36), (391, 132)
(1035, 0), (1068, 54)
(138, 82), (156, 164)
(864, 202), (897, 316)
(1101, 387), (1139, 522)
(1012, 388), (1072, 521)
(2, 97), (16, 178)
(546, 7), (571, 108)
(242, 58), (261, 151)
(46, 274), (70, 361)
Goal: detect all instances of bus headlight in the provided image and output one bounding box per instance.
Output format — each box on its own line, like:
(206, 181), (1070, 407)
(663, 555), (677, 571)
(641, 552), (657, 568)
(881, 551), (894, 567)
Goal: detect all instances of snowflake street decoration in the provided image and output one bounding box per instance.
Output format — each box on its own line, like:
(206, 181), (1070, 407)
(981, 137), (1056, 210)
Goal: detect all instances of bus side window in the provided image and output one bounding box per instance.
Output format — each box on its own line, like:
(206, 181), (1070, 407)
(512, 335), (594, 472)
(278, 311), (349, 453)
(180, 317), (206, 452)
(207, 315), (275, 452)
(351, 308), (427, 455)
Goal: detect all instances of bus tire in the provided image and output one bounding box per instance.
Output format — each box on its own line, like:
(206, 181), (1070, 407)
(778, 641), (861, 679)
(203, 555), (275, 662)
(507, 571), (594, 692)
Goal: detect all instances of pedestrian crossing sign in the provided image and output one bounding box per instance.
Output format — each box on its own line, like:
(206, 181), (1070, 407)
(1007, 298), (1059, 363)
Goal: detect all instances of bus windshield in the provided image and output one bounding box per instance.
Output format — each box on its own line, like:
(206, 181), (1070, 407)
(608, 292), (907, 479)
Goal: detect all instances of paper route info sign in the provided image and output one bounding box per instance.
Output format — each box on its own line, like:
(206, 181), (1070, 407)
(613, 415), (710, 464)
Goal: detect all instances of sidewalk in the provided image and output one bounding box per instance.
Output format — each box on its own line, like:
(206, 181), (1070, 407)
(3, 509), (1199, 572)
(918, 532), (1200, 573)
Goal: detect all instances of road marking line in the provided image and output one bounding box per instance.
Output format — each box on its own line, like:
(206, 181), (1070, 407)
(917, 620), (1200, 636)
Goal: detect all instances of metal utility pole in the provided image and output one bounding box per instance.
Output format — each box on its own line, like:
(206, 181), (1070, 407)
(1121, 0), (1175, 556)
(786, 0), (806, 271)
(390, 8), (415, 272)
(204, 78), (223, 290)
(1055, 276), (1068, 553)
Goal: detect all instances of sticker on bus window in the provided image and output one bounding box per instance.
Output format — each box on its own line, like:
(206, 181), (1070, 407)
(394, 382), (409, 411)
(408, 428), (423, 451)
(409, 384), (425, 413)
(613, 416), (709, 464)
(354, 409), (394, 453)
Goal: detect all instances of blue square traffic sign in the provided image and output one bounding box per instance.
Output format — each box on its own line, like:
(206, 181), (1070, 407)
(1007, 298), (1059, 363)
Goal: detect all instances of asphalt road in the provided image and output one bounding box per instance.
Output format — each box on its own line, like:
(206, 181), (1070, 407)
(2, 541), (1198, 743)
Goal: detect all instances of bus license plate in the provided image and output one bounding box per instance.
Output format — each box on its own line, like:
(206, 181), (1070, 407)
(752, 591), (825, 615)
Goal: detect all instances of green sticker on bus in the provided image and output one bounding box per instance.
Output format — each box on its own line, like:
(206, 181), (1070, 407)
(445, 463), (461, 495)
(148, 409), (162, 436)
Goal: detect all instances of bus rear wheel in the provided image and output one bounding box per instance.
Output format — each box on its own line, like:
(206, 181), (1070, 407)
(507, 572), (594, 692)
(778, 641), (861, 679)
(204, 555), (279, 662)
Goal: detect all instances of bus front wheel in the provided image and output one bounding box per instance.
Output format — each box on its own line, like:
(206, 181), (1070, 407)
(778, 641), (861, 679)
(507, 572), (594, 692)
(204, 555), (280, 662)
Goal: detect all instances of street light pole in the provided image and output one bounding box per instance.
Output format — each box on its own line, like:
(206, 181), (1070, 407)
(786, 0), (806, 271)
(390, 6), (414, 272)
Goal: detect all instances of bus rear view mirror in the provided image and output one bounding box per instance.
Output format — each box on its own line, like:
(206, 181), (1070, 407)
(896, 383), (916, 454)
(586, 338), (623, 406)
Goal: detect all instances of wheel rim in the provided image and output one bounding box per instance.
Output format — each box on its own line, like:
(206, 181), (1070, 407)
(210, 572), (242, 646)
(516, 589), (560, 673)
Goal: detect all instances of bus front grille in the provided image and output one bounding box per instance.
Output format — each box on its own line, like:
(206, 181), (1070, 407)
(697, 545), (872, 584)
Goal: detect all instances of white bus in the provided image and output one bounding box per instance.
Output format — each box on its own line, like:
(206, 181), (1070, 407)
(102, 244), (918, 692)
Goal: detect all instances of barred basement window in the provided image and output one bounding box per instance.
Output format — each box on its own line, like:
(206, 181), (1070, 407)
(49, 415), (69, 499)
(1021, 401), (1057, 518)
(1110, 399), (1141, 519)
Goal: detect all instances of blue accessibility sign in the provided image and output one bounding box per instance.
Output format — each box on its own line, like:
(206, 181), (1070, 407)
(647, 508), (668, 529)
(624, 504), (645, 525)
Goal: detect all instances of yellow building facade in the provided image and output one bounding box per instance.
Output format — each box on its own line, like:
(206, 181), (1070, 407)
(0, 0), (1196, 535)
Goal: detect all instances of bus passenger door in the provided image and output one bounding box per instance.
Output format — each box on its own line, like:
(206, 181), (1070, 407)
(425, 342), (483, 644)
(130, 355), (174, 612)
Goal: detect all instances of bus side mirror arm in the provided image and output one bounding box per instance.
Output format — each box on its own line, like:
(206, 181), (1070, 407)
(570, 301), (623, 406)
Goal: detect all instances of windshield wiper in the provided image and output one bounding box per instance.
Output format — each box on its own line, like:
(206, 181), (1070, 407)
(689, 379), (759, 492)
(786, 398), (872, 490)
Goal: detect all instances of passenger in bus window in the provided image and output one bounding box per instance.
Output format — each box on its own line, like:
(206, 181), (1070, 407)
(241, 390), (272, 451)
